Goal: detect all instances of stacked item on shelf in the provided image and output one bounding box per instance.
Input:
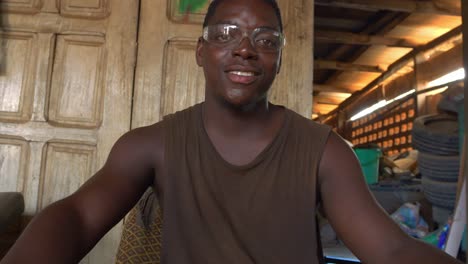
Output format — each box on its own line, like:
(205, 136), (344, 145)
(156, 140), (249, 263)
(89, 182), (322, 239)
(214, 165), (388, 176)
(412, 114), (460, 224)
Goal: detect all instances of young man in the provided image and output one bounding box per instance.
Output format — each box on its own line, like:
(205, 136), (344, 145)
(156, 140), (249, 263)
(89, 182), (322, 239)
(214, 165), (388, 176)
(2, 0), (462, 263)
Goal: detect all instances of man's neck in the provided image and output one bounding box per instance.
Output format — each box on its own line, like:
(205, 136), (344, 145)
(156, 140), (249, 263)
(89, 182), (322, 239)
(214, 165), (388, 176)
(202, 98), (278, 136)
(200, 98), (286, 166)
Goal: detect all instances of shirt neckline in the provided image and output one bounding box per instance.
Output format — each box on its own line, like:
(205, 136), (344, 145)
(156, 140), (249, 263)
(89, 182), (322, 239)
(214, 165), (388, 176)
(196, 103), (292, 171)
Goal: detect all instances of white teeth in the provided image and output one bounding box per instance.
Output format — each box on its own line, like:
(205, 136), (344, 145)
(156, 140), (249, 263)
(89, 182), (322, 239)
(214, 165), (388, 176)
(230, 71), (255, 76)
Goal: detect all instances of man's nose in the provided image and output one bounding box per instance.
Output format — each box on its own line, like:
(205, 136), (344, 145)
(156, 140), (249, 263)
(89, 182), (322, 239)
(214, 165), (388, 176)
(232, 37), (258, 59)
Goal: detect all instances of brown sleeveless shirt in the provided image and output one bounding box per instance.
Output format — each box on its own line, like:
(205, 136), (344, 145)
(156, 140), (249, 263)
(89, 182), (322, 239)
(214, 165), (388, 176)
(160, 103), (331, 264)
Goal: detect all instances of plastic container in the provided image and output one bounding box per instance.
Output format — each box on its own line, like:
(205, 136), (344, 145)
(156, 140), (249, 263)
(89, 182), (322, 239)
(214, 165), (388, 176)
(354, 148), (381, 184)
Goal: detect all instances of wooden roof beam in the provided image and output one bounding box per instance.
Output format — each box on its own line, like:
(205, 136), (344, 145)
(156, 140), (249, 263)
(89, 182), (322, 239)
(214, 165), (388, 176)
(317, 12), (409, 85)
(315, 96), (343, 105)
(315, 59), (386, 73)
(315, 30), (418, 48)
(321, 25), (463, 120)
(313, 84), (355, 94)
(313, 104), (337, 114)
(315, 17), (366, 30)
(315, 0), (460, 16)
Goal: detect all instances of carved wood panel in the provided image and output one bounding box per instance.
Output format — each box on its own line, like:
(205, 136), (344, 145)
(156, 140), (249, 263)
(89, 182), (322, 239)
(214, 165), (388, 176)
(0, 0), (43, 14)
(58, 0), (110, 19)
(0, 32), (37, 123)
(161, 39), (205, 118)
(38, 141), (96, 209)
(0, 0), (138, 263)
(48, 35), (106, 128)
(0, 136), (29, 193)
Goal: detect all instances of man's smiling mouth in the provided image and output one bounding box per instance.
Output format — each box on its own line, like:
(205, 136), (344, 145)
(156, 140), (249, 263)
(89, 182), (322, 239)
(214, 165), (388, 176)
(226, 71), (259, 84)
(228, 71), (257, 76)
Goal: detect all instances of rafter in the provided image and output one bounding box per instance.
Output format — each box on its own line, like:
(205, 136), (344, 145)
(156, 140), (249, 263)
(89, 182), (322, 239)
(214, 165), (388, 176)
(313, 104), (338, 115)
(315, 30), (418, 48)
(313, 84), (355, 94)
(315, 17), (365, 30)
(314, 12), (409, 85)
(315, 96), (344, 105)
(315, 0), (460, 16)
(315, 59), (385, 73)
(320, 25), (463, 120)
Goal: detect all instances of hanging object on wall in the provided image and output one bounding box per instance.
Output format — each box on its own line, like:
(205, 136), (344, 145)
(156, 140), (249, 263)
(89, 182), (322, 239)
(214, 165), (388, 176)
(169, 0), (210, 23)
(179, 0), (209, 13)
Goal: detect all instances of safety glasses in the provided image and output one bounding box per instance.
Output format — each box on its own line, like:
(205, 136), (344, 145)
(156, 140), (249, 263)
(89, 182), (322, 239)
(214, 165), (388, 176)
(202, 24), (285, 53)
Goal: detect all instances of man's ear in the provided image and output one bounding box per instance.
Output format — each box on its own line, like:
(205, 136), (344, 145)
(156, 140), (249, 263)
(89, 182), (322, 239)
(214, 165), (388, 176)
(196, 37), (204, 67)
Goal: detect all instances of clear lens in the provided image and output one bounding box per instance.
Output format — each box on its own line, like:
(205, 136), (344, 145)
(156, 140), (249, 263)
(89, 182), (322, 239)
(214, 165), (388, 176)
(203, 24), (284, 53)
(204, 24), (239, 44)
(253, 29), (282, 50)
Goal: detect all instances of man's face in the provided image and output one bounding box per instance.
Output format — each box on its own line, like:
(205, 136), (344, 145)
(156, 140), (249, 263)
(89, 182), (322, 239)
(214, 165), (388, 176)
(196, 0), (282, 109)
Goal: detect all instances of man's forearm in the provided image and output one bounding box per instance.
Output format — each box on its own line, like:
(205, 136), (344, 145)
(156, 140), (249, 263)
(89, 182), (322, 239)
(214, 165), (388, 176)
(1, 199), (94, 264)
(389, 236), (463, 264)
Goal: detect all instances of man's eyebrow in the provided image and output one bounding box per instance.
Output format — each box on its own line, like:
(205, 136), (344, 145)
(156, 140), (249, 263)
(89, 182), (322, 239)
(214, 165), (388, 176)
(256, 25), (279, 31)
(212, 20), (238, 26)
(211, 21), (280, 31)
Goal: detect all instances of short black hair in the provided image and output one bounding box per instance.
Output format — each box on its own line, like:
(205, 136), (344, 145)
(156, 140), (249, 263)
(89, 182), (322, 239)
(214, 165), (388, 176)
(202, 0), (283, 32)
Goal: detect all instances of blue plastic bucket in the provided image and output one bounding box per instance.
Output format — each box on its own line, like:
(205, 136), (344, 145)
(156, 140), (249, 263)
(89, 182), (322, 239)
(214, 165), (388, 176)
(354, 148), (381, 184)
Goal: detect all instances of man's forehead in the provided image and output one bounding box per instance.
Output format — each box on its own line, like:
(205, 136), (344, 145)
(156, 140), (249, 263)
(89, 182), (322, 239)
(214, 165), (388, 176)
(208, 0), (280, 28)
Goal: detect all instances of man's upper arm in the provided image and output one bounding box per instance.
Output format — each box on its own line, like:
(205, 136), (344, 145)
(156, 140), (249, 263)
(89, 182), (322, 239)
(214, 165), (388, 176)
(1, 124), (164, 263)
(68, 124), (162, 243)
(318, 132), (408, 263)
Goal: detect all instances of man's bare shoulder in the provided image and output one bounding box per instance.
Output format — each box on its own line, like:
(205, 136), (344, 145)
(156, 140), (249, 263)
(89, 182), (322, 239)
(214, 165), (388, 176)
(121, 122), (164, 145)
(111, 121), (165, 166)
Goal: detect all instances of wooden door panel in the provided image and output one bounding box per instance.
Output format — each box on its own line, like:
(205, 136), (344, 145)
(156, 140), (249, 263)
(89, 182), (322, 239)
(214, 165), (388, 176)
(161, 39), (205, 117)
(132, 0), (202, 127)
(58, 0), (110, 18)
(1, 0), (43, 14)
(0, 32), (37, 122)
(48, 34), (106, 128)
(0, 137), (28, 193)
(0, 0), (138, 263)
(38, 141), (96, 210)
